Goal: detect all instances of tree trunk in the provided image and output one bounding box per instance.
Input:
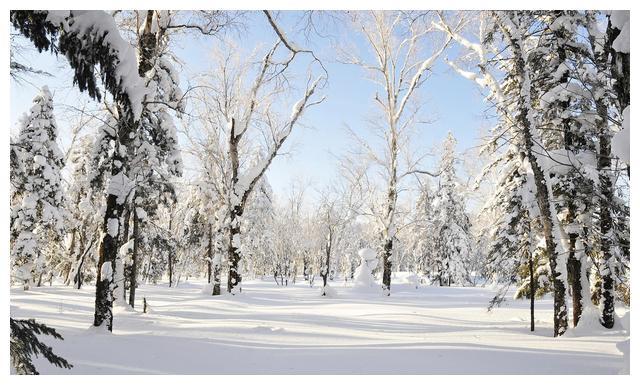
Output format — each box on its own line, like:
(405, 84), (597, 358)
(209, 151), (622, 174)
(128, 206), (139, 308)
(597, 101), (616, 329)
(167, 251), (173, 287)
(94, 185), (126, 331)
(321, 228), (332, 295)
(529, 249), (535, 332)
(93, 7), (157, 327)
(212, 263), (221, 295)
(227, 209), (242, 293)
(523, 129), (568, 337)
(65, 227), (78, 285)
(567, 226), (582, 327)
(227, 118), (242, 294)
(115, 207), (131, 303)
(382, 237), (393, 294)
(508, 30), (568, 336)
(73, 236), (95, 290)
(381, 127), (398, 296)
(207, 224), (213, 285)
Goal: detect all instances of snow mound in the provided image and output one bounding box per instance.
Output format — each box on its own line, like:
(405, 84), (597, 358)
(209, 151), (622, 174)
(353, 248), (378, 290)
(570, 305), (603, 336)
(565, 305), (627, 338)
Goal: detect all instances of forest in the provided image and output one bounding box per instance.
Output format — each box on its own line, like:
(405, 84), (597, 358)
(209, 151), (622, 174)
(8, 9), (630, 375)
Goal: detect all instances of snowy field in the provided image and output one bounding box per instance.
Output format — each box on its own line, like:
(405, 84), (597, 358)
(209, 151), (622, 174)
(10, 274), (629, 375)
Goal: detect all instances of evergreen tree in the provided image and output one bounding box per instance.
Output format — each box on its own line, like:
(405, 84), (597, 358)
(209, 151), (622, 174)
(10, 86), (65, 290)
(431, 133), (471, 286)
(10, 318), (73, 375)
(408, 180), (436, 282)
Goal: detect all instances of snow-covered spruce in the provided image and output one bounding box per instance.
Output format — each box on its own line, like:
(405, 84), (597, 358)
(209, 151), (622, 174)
(10, 87), (65, 290)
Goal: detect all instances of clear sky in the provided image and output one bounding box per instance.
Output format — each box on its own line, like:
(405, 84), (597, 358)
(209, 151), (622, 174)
(10, 11), (494, 206)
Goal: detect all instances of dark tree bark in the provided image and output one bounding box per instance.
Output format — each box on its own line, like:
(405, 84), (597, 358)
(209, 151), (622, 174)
(212, 263), (221, 296)
(166, 252), (172, 286)
(207, 224), (212, 284)
(128, 206), (139, 308)
(321, 226), (333, 294)
(168, 214), (174, 287)
(94, 183), (125, 331)
(528, 248), (535, 332)
(227, 119), (242, 293)
(73, 237), (95, 290)
(380, 128), (398, 296)
(597, 100), (616, 329)
(65, 225), (78, 285)
(119, 207), (132, 302)
(94, 110), (136, 330)
(381, 238), (393, 294)
(591, 18), (619, 329)
(227, 216), (242, 293)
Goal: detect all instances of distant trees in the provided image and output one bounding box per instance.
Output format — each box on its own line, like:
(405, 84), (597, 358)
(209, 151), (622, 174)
(64, 136), (102, 289)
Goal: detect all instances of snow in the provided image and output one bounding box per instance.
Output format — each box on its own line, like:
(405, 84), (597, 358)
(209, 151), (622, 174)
(612, 106), (630, 164)
(610, 11), (630, 54)
(99, 262), (112, 282)
(9, 277), (629, 374)
(45, 11), (148, 120)
(106, 171), (133, 205)
(106, 218), (119, 237)
(135, 207), (147, 221)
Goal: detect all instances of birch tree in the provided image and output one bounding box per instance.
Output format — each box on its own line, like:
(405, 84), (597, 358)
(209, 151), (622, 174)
(187, 38), (325, 293)
(340, 11), (453, 295)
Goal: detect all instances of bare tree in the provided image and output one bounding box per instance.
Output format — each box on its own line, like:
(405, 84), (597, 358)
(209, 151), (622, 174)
(315, 178), (360, 295)
(339, 11), (453, 295)
(186, 39), (326, 294)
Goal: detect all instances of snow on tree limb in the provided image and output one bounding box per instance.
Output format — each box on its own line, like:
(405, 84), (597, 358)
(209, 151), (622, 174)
(393, 35), (452, 123)
(10, 10), (148, 121)
(233, 76), (326, 208)
(433, 15), (504, 103)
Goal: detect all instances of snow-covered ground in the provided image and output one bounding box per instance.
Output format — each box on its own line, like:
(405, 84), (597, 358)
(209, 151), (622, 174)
(10, 274), (629, 374)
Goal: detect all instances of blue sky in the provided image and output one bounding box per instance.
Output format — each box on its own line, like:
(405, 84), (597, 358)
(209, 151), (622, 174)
(10, 11), (493, 204)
